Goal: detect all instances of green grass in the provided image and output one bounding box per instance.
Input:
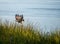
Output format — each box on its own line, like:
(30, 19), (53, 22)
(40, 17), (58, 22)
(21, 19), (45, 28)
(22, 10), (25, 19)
(0, 20), (60, 44)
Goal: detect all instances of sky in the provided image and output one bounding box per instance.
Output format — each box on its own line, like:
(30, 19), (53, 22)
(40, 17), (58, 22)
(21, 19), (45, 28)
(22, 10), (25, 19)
(0, 0), (60, 11)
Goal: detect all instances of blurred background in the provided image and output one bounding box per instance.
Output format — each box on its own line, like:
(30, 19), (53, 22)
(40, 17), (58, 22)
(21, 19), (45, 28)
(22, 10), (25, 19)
(0, 0), (60, 32)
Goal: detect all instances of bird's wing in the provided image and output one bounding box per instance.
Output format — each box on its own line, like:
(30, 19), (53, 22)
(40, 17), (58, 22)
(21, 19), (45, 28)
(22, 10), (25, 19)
(20, 15), (23, 18)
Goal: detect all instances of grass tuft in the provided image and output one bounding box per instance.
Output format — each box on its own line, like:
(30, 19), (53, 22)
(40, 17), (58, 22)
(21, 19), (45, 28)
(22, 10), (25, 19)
(0, 20), (60, 44)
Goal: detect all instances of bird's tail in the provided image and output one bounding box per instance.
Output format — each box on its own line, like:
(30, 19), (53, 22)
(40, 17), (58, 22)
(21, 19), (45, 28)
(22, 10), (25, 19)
(22, 19), (24, 21)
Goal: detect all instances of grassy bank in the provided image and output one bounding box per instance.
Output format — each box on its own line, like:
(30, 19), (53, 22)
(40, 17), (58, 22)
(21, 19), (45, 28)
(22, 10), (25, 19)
(0, 20), (60, 44)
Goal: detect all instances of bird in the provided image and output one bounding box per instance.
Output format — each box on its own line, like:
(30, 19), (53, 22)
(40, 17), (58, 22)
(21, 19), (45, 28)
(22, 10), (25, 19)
(15, 14), (24, 23)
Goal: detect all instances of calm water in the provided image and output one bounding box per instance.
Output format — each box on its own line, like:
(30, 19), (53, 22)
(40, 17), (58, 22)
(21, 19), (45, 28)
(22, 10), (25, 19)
(0, 8), (60, 32)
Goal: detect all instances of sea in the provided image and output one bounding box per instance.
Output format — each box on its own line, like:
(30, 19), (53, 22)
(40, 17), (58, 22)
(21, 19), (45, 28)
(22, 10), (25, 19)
(0, 8), (60, 32)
